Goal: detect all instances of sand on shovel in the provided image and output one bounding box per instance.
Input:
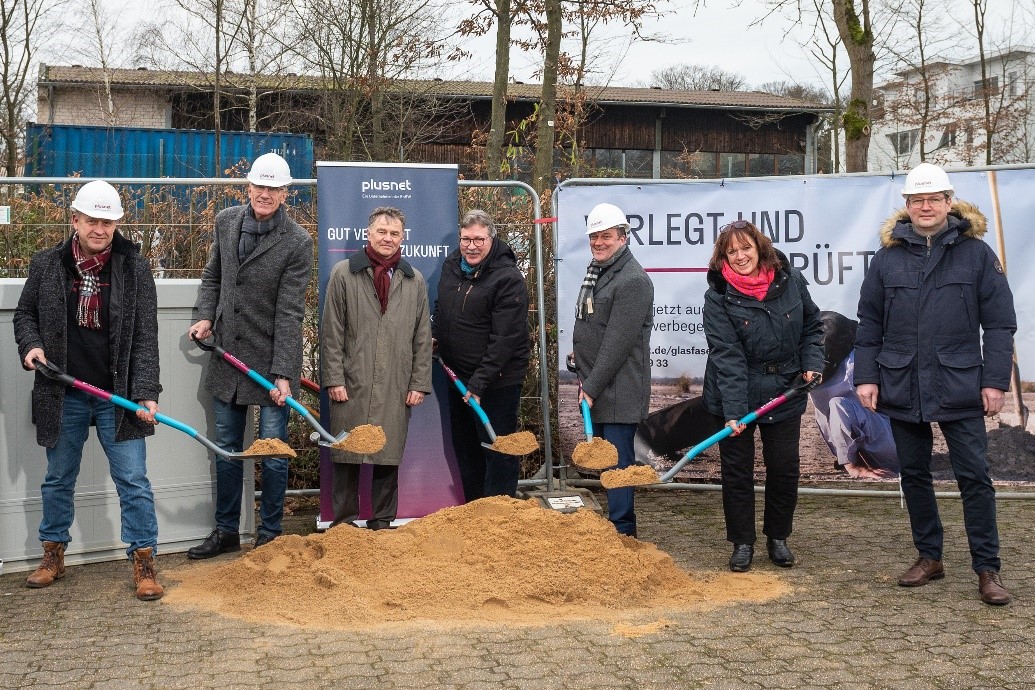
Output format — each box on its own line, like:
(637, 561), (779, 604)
(572, 437), (619, 470)
(162, 496), (791, 630)
(489, 431), (539, 455)
(330, 424), (387, 454)
(600, 464), (660, 489)
(241, 438), (296, 458)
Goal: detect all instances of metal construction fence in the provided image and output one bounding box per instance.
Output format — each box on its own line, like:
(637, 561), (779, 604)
(0, 176), (558, 490)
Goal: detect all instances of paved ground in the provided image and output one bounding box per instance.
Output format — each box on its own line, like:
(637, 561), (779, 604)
(2, 487), (1034, 689)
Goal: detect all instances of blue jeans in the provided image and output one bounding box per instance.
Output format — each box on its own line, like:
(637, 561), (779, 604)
(448, 384), (522, 502)
(40, 388), (158, 557)
(597, 423), (637, 536)
(890, 416), (1000, 573)
(212, 397), (289, 539)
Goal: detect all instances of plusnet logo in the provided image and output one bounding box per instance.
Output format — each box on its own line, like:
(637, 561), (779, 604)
(362, 178), (413, 193)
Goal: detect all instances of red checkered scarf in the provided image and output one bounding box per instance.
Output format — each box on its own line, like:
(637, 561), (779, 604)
(71, 234), (112, 329)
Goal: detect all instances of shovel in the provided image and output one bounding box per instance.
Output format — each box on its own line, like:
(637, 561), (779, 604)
(601, 373), (823, 488)
(190, 333), (384, 454)
(565, 354), (618, 471)
(436, 357), (538, 456)
(31, 359), (293, 459)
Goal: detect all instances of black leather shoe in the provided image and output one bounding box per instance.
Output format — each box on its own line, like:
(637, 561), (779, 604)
(367, 520), (395, 531)
(729, 544), (754, 572)
(253, 533), (277, 549)
(187, 530), (240, 560)
(767, 538), (795, 567)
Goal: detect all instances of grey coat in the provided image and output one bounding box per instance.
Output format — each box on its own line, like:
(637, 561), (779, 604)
(572, 248), (654, 424)
(14, 233), (162, 447)
(195, 204), (313, 405)
(321, 251), (433, 466)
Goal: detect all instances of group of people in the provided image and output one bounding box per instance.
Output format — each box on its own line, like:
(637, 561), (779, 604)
(14, 153), (532, 599)
(14, 157), (1016, 607)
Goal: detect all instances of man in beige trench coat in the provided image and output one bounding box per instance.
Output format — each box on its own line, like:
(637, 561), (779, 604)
(321, 206), (433, 529)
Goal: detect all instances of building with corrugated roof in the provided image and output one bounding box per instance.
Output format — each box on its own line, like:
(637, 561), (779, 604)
(35, 64), (831, 179)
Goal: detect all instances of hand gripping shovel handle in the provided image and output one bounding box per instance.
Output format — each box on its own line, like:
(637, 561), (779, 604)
(658, 373), (823, 483)
(436, 358), (498, 443)
(191, 333), (340, 444)
(32, 359), (244, 460)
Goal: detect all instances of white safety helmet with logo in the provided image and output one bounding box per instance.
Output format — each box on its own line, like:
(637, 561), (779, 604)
(901, 162), (954, 197)
(70, 180), (125, 221)
(247, 152), (293, 188)
(585, 202), (630, 234)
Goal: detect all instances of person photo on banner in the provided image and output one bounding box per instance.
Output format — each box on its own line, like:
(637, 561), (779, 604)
(321, 206), (433, 530)
(571, 202), (654, 538)
(433, 209), (530, 502)
(854, 163), (1016, 606)
(702, 220), (823, 573)
(810, 311), (899, 479)
(187, 152), (313, 559)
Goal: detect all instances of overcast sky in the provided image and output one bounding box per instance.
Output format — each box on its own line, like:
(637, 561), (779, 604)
(110, 0), (1023, 92)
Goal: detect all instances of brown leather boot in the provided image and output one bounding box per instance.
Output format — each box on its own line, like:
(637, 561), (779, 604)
(25, 541), (66, 588)
(132, 547), (164, 601)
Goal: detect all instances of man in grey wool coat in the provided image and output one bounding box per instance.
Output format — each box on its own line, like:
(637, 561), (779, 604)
(570, 202), (654, 537)
(187, 152), (313, 558)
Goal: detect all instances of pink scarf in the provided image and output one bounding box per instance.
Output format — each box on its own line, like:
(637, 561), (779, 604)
(721, 261), (774, 301)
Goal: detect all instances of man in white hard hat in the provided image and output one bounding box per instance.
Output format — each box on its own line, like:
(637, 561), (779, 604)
(570, 202), (654, 537)
(187, 152), (313, 558)
(14, 180), (165, 600)
(855, 162), (1016, 605)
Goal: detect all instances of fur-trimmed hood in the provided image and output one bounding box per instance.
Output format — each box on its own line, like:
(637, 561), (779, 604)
(878, 199), (987, 247)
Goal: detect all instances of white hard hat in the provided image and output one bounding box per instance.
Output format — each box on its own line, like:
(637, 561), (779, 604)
(585, 202), (630, 235)
(70, 180), (124, 220)
(247, 152), (293, 187)
(901, 162), (953, 196)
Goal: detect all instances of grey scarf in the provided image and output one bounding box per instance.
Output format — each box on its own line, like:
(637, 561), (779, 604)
(238, 205), (284, 261)
(576, 244), (627, 320)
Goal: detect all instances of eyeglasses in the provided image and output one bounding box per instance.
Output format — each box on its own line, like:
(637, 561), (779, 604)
(459, 236), (488, 247)
(907, 195), (949, 209)
(720, 220), (751, 232)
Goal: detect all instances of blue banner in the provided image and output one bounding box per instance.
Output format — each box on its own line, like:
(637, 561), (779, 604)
(316, 162), (462, 522)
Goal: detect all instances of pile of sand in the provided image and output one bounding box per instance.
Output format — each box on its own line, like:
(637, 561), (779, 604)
(164, 496), (788, 629)
(601, 465), (661, 488)
(331, 424), (386, 454)
(241, 438), (296, 458)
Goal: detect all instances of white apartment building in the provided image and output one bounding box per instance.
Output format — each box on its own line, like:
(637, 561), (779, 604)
(869, 48), (1035, 170)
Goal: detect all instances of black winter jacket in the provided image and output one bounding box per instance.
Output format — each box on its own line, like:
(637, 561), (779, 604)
(703, 252), (824, 423)
(13, 233), (162, 447)
(433, 239), (530, 396)
(854, 201), (1016, 422)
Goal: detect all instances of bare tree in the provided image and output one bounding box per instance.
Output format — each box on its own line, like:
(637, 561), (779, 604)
(0, 0), (65, 176)
(646, 63), (748, 91)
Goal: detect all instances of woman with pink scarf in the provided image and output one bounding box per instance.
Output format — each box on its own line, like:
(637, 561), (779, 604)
(702, 220), (824, 573)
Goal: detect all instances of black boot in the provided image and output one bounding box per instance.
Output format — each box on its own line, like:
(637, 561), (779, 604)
(767, 538), (795, 567)
(187, 530), (241, 560)
(729, 544), (754, 572)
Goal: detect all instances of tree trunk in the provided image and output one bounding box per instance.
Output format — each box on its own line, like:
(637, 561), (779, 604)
(486, 0), (511, 180)
(832, 0), (874, 172)
(532, 0), (561, 193)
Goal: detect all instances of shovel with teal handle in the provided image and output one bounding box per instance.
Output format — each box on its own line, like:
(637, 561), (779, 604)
(32, 359), (292, 459)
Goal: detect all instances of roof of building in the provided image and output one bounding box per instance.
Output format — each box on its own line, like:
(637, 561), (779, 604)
(38, 64), (830, 113)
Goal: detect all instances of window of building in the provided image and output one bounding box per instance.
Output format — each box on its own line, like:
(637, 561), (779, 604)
(937, 126), (957, 149)
(748, 154), (776, 176)
(777, 154), (804, 175)
(887, 129), (920, 155)
(660, 151), (689, 177)
(973, 76), (999, 99)
(1008, 71), (1020, 97)
(687, 151), (718, 178)
(623, 149), (653, 178)
(718, 153), (746, 178)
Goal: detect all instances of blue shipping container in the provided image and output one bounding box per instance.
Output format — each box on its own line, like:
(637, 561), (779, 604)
(24, 123), (314, 180)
